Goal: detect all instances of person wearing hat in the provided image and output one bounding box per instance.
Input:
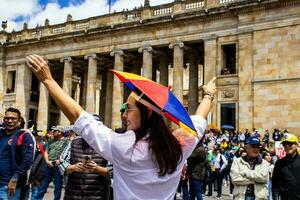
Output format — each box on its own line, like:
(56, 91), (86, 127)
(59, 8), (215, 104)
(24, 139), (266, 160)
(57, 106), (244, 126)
(26, 54), (216, 200)
(230, 136), (269, 200)
(115, 103), (127, 134)
(207, 145), (227, 198)
(272, 133), (300, 200)
(32, 125), (68, 200)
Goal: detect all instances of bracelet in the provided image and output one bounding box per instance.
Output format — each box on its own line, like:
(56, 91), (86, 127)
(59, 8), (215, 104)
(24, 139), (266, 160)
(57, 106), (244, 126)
(203, 95), (214, 101)
(203, 91), (215, 97)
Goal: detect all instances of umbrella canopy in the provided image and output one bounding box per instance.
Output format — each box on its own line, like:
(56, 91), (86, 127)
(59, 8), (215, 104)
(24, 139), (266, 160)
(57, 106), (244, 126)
(221, 124), (235, 130)
(112, 70), (198, 137)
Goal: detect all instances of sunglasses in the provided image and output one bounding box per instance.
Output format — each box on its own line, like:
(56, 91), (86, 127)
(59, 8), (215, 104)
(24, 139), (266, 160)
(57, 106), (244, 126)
(282, 141), (295, 147)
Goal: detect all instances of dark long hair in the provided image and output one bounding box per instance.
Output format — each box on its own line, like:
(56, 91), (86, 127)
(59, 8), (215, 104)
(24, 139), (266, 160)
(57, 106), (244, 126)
(135, 96), (182, 176)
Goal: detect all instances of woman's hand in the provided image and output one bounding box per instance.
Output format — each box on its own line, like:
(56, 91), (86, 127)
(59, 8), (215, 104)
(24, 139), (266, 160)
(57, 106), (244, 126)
(68, 162), (86, 174)
(195, 77), (217, 119)
(84, 160), (98, 173)
(203, 77), (217, 96)
(26, 55), (53, 83)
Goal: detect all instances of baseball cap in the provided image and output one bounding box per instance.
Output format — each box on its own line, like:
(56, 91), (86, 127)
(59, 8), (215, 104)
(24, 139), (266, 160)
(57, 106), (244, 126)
(245, 136), (261, 145)
(51, 125), (64, 132)
(120, 103), (126, 113)
(281, 133), (298, 144)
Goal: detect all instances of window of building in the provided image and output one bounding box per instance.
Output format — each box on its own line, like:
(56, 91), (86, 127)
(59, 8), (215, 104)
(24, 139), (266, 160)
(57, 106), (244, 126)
(30, 75), (40, 102)
(6, 71), (16, 93)
(221, 44), (236, 75)
(221, 103), (236, 129)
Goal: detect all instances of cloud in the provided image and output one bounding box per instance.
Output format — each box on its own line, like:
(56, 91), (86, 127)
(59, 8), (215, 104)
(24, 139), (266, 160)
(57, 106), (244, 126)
(0, 0), (173, 32)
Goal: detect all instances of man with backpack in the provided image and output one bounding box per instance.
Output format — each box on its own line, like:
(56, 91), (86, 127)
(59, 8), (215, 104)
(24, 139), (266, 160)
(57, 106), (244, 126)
(0, 107), (35, 199)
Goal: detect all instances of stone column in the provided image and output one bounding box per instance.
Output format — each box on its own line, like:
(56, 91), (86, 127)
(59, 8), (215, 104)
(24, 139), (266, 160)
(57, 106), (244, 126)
(188, 54), (199, 114)
(238, 33), (253, 130)
(204, 37), (217, 125)
(95, 75), (101, 115)
(104, 69), (113, 126)
(15, 63), (31, 127)
(37, 84), (49, 130)
(169, 42), (184, 103)
(72, 75), (81, 104)
(159, 56), (169, 86)
(138, 45), (153, 79)
(110, 49), (124, 129)
(59, 57), (73, 126)
(84, 54), (98, 114)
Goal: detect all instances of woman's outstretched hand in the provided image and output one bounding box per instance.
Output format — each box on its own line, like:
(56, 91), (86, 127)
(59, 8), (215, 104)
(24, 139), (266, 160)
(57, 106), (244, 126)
(195, 77), (217, 119)
(25, 54), (83, 123)
(203, 77), (217, 96)
(26, 55), (53, 83)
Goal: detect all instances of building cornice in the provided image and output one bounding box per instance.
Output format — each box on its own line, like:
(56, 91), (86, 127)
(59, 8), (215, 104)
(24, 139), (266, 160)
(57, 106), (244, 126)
(1, 0), (299, 46)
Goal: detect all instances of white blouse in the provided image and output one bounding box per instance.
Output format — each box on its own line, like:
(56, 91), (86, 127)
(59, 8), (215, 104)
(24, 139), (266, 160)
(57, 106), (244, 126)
(73, 111), (206, 200)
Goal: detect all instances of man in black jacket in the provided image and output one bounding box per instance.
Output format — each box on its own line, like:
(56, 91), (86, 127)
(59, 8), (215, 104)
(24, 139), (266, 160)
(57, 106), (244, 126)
(187, 143), (207, 200)
(272, 133), (300, 200)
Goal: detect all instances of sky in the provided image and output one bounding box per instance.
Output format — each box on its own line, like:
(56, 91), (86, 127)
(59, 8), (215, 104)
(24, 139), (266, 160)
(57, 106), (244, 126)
(0, 0), (173, 32)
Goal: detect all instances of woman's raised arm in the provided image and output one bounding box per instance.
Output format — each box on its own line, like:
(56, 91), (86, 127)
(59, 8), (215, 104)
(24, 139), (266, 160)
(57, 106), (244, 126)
(195, 77), (217, 119)
(26, 54), (83, 123)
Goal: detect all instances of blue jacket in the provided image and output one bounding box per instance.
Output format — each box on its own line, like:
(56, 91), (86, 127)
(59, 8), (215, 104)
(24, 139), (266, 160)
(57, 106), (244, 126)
(0, 128), (35, 187)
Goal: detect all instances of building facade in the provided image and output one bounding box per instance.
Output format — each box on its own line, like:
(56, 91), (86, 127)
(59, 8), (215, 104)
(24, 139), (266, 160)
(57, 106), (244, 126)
(0, 0), (299, 133)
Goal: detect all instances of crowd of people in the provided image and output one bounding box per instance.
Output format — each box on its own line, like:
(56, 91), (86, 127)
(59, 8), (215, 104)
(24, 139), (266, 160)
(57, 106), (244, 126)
(0, 54), (299, 200)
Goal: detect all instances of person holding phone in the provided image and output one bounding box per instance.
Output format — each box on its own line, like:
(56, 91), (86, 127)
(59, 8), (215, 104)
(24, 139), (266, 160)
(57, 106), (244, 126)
(26, 54), (216, 200)
(59, 115), (111, 200)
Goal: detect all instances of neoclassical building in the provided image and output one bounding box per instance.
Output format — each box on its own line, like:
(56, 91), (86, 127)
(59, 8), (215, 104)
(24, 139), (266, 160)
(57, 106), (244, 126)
(0, 0), (299, 133)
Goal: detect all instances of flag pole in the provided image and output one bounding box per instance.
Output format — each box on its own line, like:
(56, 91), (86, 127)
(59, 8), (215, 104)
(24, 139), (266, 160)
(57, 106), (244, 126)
(109, 0), (112, 13)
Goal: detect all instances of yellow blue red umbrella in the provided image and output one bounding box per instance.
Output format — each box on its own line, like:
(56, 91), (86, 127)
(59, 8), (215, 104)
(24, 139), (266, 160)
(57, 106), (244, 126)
(112, 70), (198, 137)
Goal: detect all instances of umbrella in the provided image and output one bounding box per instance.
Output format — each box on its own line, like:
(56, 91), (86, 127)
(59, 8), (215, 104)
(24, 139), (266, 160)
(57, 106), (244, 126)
(112, 70), (198, 137)
(221, 124), (235, 130)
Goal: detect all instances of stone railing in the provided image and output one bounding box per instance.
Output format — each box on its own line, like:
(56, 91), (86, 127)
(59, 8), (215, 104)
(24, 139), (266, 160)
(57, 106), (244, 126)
(220, 0), (236, 4)
(75, 22), (89, 30)
(52, 27), (65, 34)
(0, 0), (244, 44)
(123, 11), (142, 21)
(186, 1), (205, 10)
(153, 6), (173, 16)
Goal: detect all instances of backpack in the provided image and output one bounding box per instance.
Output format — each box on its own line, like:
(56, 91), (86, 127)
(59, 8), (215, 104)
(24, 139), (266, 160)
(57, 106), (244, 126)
(29, 144), (47, 185)
(223, 153), (234, 173)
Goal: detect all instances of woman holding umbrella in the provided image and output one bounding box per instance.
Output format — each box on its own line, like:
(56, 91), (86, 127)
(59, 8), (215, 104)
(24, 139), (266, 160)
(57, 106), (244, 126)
(26, 54), (217, 200)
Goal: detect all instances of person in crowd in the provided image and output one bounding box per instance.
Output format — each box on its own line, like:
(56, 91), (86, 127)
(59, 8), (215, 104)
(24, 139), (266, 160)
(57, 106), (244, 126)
(263, 129), (270, 147)
(187, 142), (207, 200)
(207, 146), (227, 198)
(244, 129), (251, 141)
(262, 151), (274, 200)
(32, 125), (67, 200)
(59, 117), (110, 200)
(272, 129), (282, 142)
(227, 147), (237, 197)
(238, 131), (246, 145)
(174, 162), (189, 200)
(272, 133), (300, 200)
(115, 103), (127, 134)
(230, 136), (269, 200)
(29, 130), (48, 200)
(0, 108), (35, 200)
(26, 54), (216, 200)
